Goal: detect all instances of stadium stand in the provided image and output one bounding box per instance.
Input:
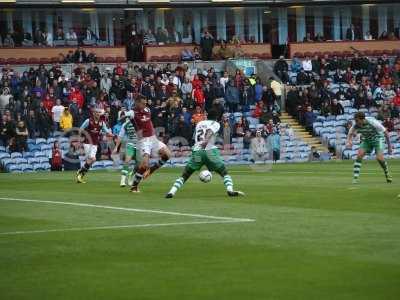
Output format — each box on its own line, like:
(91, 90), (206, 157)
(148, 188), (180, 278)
(281, 52), (400, 160)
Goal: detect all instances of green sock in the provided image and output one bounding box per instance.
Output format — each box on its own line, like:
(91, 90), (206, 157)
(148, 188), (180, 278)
(223, 175), (234, 192)
(353, 159), (362, 180)
(169, 177), (185, 195)
(378, 160), (389, 177)
(121, 164), (129, 176)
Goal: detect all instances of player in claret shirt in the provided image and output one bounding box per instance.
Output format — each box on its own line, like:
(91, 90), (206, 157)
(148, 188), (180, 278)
(76, 108), (112, 183)
(130, 97), (171, 193)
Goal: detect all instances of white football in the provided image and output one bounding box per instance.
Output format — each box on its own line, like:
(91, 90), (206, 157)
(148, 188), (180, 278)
(199, 170), (212, 183)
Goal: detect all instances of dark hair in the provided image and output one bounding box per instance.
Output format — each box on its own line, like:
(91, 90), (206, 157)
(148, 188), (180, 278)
(354, 112), (365, 120)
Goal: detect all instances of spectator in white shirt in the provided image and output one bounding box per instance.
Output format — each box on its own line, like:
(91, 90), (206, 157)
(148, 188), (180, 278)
(45, 31), (53, 46)
(250, 130), (268, 162)
(51, 99), (65, 130)
(302, 57), (313, 72)
(220, 71), (230, 90)
(66, 28), (77, 41)
(364, 31), (373, 41)
(100, 73), (112, 94)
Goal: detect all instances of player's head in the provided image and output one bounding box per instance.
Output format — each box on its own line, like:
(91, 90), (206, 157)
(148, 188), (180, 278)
(135, 96), (147, 110)
(354, 112), (366, 127)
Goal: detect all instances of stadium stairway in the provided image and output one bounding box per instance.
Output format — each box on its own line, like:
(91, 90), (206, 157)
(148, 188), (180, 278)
(280, 112), (329, 153)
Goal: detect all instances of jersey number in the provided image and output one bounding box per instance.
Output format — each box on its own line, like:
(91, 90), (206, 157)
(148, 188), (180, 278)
(196, 129), (205, 142)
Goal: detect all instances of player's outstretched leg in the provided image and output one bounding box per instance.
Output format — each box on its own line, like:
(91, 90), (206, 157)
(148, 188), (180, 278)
(165, 167), (194, 198)
(353, 158), (362, 184)
(144, 149), (171, 180)
(377, 155), (392, 183)
(352, 148), (366, 184)
(131, 154), (151, 193)
(120, 164), (129, 187)
(130, 167), (146, 193)
(216, 166), (245, 197)
(76, 162), (91, 184)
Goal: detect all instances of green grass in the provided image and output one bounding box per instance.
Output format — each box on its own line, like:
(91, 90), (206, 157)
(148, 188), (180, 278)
(0, 160), (399, 300)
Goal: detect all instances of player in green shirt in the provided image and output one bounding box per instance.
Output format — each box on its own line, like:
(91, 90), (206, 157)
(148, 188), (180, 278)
(113, 114), (138, 187)
(346, 112), (393, 184)
(165, 119), (244, 198)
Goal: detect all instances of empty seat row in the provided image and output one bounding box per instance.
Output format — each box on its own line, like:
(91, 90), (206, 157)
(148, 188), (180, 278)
(293, 49), (400, 58)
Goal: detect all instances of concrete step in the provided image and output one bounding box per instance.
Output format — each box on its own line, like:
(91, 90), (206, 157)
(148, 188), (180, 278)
(280, 112), (330, 153)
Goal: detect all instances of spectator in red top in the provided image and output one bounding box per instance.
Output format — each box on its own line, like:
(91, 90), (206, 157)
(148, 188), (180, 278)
(252, 101), (264, 118)
(42, 94), (54, 114)
(381, 74), (393, 87)
(50, 141), (63, 171)
(82, 74), (96, 88)
(234, 69), (244, 90)
(192, 88), (205, 108)
(191, 106), (206, 124)
(392, 90), (400, 108)
(192, 74), (203, 90)
(264, 119), (274, 135)
(114, 63), (124, 76)
(68, 87), (84, 108)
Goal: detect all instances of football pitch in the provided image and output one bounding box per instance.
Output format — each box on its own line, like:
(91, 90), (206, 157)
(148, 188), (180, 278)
(0, 161), (399, 300)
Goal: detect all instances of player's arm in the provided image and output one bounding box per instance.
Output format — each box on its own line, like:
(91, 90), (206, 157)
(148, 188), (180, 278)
(384, 130), (393, 154)
(80, 119), (89, 131)
(346, 126), (356, 148)
(78, 118), (90, 141)
(113, 125), (125, 154)
(101, 122), (113, 137)
(370, 118), (392, 154)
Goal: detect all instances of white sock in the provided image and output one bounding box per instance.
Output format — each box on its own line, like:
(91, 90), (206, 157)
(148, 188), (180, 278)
(169, 177), (184, 195)
(223, 175), (234, 192)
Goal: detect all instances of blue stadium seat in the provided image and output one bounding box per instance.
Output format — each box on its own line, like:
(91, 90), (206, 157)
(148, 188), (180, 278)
(103, 160), (114, 169)
(28, 157), (40, 165)
(14, 158), (28, 165)
(39, 158), (49, 164)
(1, 158), (12, 167)
(34, 151), (47, 158)
(8, 164), (22, 173)
(47, 138), (56, 144)
(35, 138), (46, 145)
(42, 163), (51, 170)
(40, 144), (52, 151)
(0, 152), (10, 160)
(23, 152), (34, 159)
(91, 161), (104, 170)
(21, 164), (34, 172)
(29, 144), (41, 152)
(33, 163), (45, 171)
(10, 152), (23, 159)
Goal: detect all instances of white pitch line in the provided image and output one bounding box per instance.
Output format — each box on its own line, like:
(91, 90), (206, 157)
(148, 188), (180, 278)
(0, 197), (255, 222)
(0, 220), (245, 236)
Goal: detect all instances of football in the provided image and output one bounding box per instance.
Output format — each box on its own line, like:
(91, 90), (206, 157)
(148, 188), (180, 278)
(199, 170), (212, 183)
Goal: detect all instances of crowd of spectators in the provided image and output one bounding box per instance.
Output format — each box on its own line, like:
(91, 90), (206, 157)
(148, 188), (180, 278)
(128, 25), (260, 61)
(0, 27), (100, 48)
(274, 51), (400, 135)
(302, 24), (400, 43)
(0, 60), (282, 158)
